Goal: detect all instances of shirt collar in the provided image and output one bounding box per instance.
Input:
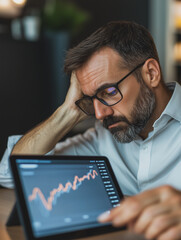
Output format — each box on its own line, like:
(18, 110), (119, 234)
(153, 82), (181, 128)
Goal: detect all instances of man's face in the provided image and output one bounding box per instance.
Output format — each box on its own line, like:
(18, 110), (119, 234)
(76, 47), (156, 142)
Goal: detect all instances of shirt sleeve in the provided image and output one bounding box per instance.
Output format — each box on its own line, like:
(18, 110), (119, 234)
(54, 127), (99, 156)
(0, 126), (100, 188)
(0, 135), (22, 188)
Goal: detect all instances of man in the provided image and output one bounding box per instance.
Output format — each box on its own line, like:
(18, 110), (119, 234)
(1, 21), (181, 239)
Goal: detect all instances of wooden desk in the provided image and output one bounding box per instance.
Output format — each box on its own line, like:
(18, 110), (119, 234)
(0, 188), (145, 240)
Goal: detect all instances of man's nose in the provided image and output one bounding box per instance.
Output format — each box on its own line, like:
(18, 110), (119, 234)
(93, 99), (114, 120)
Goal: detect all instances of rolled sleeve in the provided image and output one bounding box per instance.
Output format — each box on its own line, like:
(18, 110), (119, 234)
(0, 135), (22, 188)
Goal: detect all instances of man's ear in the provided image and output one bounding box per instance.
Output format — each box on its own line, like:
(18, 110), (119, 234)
(142, 58), (161, 88)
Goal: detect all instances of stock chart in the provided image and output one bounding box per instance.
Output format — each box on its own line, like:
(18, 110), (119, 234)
(19, 161), (114, 235)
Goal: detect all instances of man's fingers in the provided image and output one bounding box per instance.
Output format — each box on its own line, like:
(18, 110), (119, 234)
(133, 201), (176, 234)
(157, 223), (181, 240)
(98, 196), (158, 227)
(111, 198), (144, 226)
(98, 185), (181, 240)
(144, 211), (181, 239)
(98, 190), (160, 226)
(70, 71), (78, 84)
(97, 210), (111, 222)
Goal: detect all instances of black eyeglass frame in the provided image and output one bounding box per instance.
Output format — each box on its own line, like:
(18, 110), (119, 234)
(75, 60), (146, 115)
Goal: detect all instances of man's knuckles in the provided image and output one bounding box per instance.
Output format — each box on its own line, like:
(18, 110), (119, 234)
(157, 185), (179, 201)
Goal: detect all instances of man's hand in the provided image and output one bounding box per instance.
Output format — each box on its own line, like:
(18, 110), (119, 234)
(98, 185), (181, 240)
(63, 71), (87, 121)
(65, 71), (83, 104)
(12, 71), (87, 155)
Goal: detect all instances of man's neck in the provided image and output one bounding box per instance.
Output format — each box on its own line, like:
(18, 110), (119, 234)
(139, 85), (173, 140)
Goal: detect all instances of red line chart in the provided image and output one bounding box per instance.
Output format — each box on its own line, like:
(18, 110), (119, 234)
(28, 170), (98, 211)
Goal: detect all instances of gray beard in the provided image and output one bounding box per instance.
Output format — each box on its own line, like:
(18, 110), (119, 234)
(103, 81), (156, 143)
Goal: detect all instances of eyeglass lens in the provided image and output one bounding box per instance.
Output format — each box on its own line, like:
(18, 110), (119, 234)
(77, 97), (95, 115)
(77, 86), (122, 115)
(97, 87), (121, 105)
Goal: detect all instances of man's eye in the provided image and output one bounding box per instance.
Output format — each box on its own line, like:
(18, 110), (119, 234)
(98, 87), (118, 99)
(104, 87), (118, 96)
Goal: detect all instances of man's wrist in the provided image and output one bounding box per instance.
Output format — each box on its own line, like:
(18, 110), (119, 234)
(54, 103), (86, 126)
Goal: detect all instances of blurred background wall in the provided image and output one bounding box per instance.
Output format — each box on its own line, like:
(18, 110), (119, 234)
(0, 0), (179, 158)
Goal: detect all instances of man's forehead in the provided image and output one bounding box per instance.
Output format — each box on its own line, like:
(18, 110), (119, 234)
(75, 47), (130, 96)
(76, 48), (126, 82)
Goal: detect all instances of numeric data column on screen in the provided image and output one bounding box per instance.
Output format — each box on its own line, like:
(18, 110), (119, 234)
(96, 160), (120, 208)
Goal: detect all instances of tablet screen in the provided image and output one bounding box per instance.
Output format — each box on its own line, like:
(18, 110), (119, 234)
(11, 156), (124, 239)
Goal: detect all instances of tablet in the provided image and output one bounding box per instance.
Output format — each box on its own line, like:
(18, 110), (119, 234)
(9, 155), (124, 240)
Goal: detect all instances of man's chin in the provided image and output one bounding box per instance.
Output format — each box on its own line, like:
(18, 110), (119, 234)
(108, 126), (138, 143)
(108, 126), (125, 134)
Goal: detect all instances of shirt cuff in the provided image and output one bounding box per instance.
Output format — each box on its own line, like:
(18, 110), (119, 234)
(0, 135), (22, 188)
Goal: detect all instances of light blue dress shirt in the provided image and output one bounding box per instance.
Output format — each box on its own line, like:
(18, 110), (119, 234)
(1, 82), (181, 196)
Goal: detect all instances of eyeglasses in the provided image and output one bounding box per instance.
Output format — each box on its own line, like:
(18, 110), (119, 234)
(75, 61), (145, 116)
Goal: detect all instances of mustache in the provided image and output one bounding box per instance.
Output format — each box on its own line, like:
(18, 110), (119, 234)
(103, 116), (131, 129)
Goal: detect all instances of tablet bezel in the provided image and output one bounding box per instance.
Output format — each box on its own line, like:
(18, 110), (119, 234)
(10, 155), (125, 240)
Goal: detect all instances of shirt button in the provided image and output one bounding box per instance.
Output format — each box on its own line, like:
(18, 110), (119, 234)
(142, 145), (148, 150)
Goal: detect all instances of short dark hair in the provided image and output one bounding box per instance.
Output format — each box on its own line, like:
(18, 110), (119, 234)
(64, 21), (161, 77)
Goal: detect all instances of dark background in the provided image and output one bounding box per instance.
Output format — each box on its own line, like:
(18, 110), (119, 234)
(0, 0), (149, 158)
